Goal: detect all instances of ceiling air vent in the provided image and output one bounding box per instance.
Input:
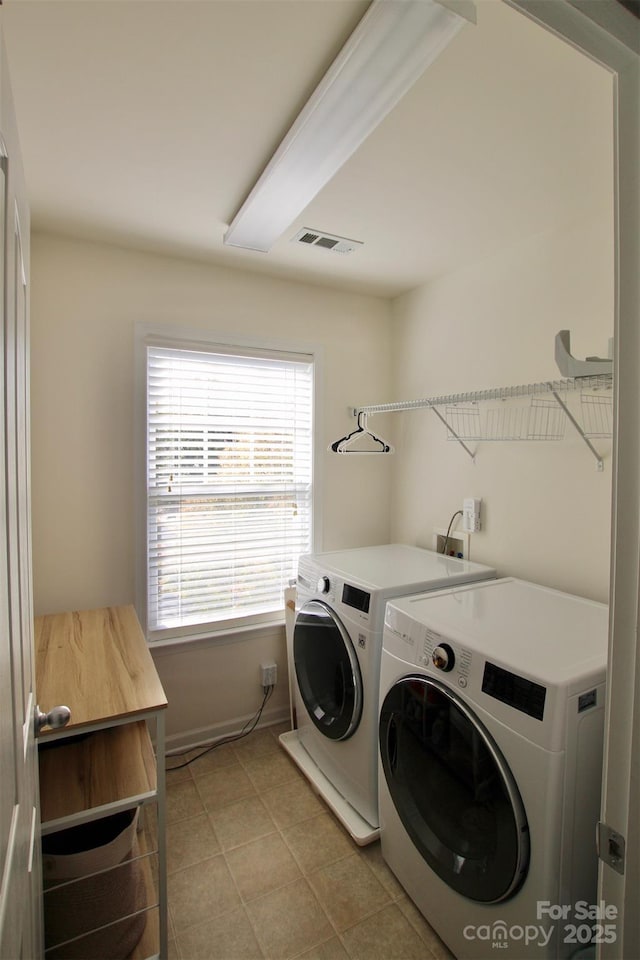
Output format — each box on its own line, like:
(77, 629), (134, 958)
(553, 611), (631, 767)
(291, 228), (363, 255)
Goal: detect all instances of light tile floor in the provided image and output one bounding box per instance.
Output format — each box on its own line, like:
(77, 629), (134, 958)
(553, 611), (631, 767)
(165, 722), (454, 960)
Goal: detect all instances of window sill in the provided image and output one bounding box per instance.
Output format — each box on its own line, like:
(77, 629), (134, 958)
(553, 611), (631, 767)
(147, 617), (286, 653)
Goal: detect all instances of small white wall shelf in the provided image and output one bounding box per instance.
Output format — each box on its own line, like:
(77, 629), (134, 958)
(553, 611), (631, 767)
(348, 374), (613, 471)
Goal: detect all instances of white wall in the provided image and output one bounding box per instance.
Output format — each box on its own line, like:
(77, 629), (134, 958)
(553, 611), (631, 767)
(389, 214), (614, 603)
(29, 233), (393, 747)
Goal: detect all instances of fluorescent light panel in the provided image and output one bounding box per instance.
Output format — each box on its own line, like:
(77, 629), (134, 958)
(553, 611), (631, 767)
(224, 0), (475, 254)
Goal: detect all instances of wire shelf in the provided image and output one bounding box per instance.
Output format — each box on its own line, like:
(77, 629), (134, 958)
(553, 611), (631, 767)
(581, 393), (613, 438)
(353, 374), (613, 417)
(444, 397), (566, 442)
(342, 371), (613, 470)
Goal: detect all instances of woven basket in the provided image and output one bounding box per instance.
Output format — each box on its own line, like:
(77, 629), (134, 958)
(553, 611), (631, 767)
(42, 809), (146, 960)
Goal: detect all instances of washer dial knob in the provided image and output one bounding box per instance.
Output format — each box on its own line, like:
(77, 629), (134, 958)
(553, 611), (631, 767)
(317, 576), (330, 594)
(432, 643), (455, 672)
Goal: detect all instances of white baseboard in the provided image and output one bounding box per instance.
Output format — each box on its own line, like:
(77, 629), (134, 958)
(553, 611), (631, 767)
(165, 704), (290, 755)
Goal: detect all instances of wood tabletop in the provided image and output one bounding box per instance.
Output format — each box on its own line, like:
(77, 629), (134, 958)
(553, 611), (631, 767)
(35, 605), (167, 733)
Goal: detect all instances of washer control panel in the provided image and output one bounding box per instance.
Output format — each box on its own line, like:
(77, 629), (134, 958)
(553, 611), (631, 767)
(432, 642), (455, 672)
(297, 567), (338, 604)
(297, 560), (372, 624)
(419, 629), (472, 688)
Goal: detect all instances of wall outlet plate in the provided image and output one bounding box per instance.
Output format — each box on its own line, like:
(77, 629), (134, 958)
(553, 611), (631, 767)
(260, 662), (277, 687)
(463, 497), (482, 533)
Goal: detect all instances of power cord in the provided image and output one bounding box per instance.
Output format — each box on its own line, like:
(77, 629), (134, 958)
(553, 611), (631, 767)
(165, 684), (275, 772)
(441, 509), (463, 556)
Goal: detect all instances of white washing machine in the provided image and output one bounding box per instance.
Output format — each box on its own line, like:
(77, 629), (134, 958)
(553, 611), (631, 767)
(378, 577), (609, 959)
(279, 544), (496, 844)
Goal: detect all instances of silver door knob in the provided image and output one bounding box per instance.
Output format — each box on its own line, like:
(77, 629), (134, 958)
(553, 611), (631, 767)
(35, 704), (71, 735)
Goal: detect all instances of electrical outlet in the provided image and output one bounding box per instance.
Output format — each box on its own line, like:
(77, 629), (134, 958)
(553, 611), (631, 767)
(462, 498), (482, 533)
(261, 662), (277, 687)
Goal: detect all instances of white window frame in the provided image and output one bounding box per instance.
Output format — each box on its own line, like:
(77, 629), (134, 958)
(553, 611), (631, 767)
(134, 324), (323, 645)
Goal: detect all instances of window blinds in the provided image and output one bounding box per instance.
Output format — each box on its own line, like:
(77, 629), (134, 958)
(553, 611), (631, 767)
(146, 345), (313, 636)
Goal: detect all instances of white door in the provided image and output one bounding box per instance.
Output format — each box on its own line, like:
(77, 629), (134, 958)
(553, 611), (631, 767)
(507, 2), (639, 956)
(0, 28), (42, 960)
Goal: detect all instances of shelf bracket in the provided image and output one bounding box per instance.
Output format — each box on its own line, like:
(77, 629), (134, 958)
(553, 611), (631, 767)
(430, 406), (476, 463)
(550, 389), (604, 471)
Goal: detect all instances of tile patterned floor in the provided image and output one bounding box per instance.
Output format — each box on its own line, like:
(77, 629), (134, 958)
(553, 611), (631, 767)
(165, 722), (454, 960)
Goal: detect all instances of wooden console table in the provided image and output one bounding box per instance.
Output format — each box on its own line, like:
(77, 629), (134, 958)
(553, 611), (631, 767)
(35, 605), (168, 959)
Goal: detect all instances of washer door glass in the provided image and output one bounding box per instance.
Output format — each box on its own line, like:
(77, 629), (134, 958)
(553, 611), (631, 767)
(379, 675), (529, 903)
(294, 600), (363, 741)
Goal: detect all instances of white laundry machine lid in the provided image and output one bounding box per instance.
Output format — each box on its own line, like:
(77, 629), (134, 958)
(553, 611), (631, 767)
(298, 544), (496, 595)
(387, 576), (608, 686)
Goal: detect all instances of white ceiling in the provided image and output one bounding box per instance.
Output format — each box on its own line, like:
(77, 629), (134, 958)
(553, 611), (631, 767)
(2, 0), (612, 298)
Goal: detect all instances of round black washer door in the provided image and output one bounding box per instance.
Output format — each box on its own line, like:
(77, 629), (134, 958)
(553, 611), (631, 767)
(379, 675), (530, 903)
(294, 600), (363, 741)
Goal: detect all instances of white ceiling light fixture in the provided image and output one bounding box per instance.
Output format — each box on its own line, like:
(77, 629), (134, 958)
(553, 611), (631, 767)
(224, 0), (476, 254)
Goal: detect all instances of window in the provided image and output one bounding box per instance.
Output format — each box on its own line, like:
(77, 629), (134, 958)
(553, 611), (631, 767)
(142, 338), (314, 641)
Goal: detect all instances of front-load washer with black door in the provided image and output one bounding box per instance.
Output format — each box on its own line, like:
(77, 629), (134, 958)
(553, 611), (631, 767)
(279, 544), (496, 844)
(378, 577), (609, 958)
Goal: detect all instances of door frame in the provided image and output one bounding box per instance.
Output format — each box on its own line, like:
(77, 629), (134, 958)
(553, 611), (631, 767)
(504, 2), (639, 956)
(0, 24), (41, 958)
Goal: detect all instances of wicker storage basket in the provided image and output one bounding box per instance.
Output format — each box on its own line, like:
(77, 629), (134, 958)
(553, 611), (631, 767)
(42, 808), (146, 960)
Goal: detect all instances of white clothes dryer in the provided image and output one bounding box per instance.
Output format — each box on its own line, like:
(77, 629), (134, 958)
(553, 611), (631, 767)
(279, 544), (496, 844)
(378, 577), (609, 959)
